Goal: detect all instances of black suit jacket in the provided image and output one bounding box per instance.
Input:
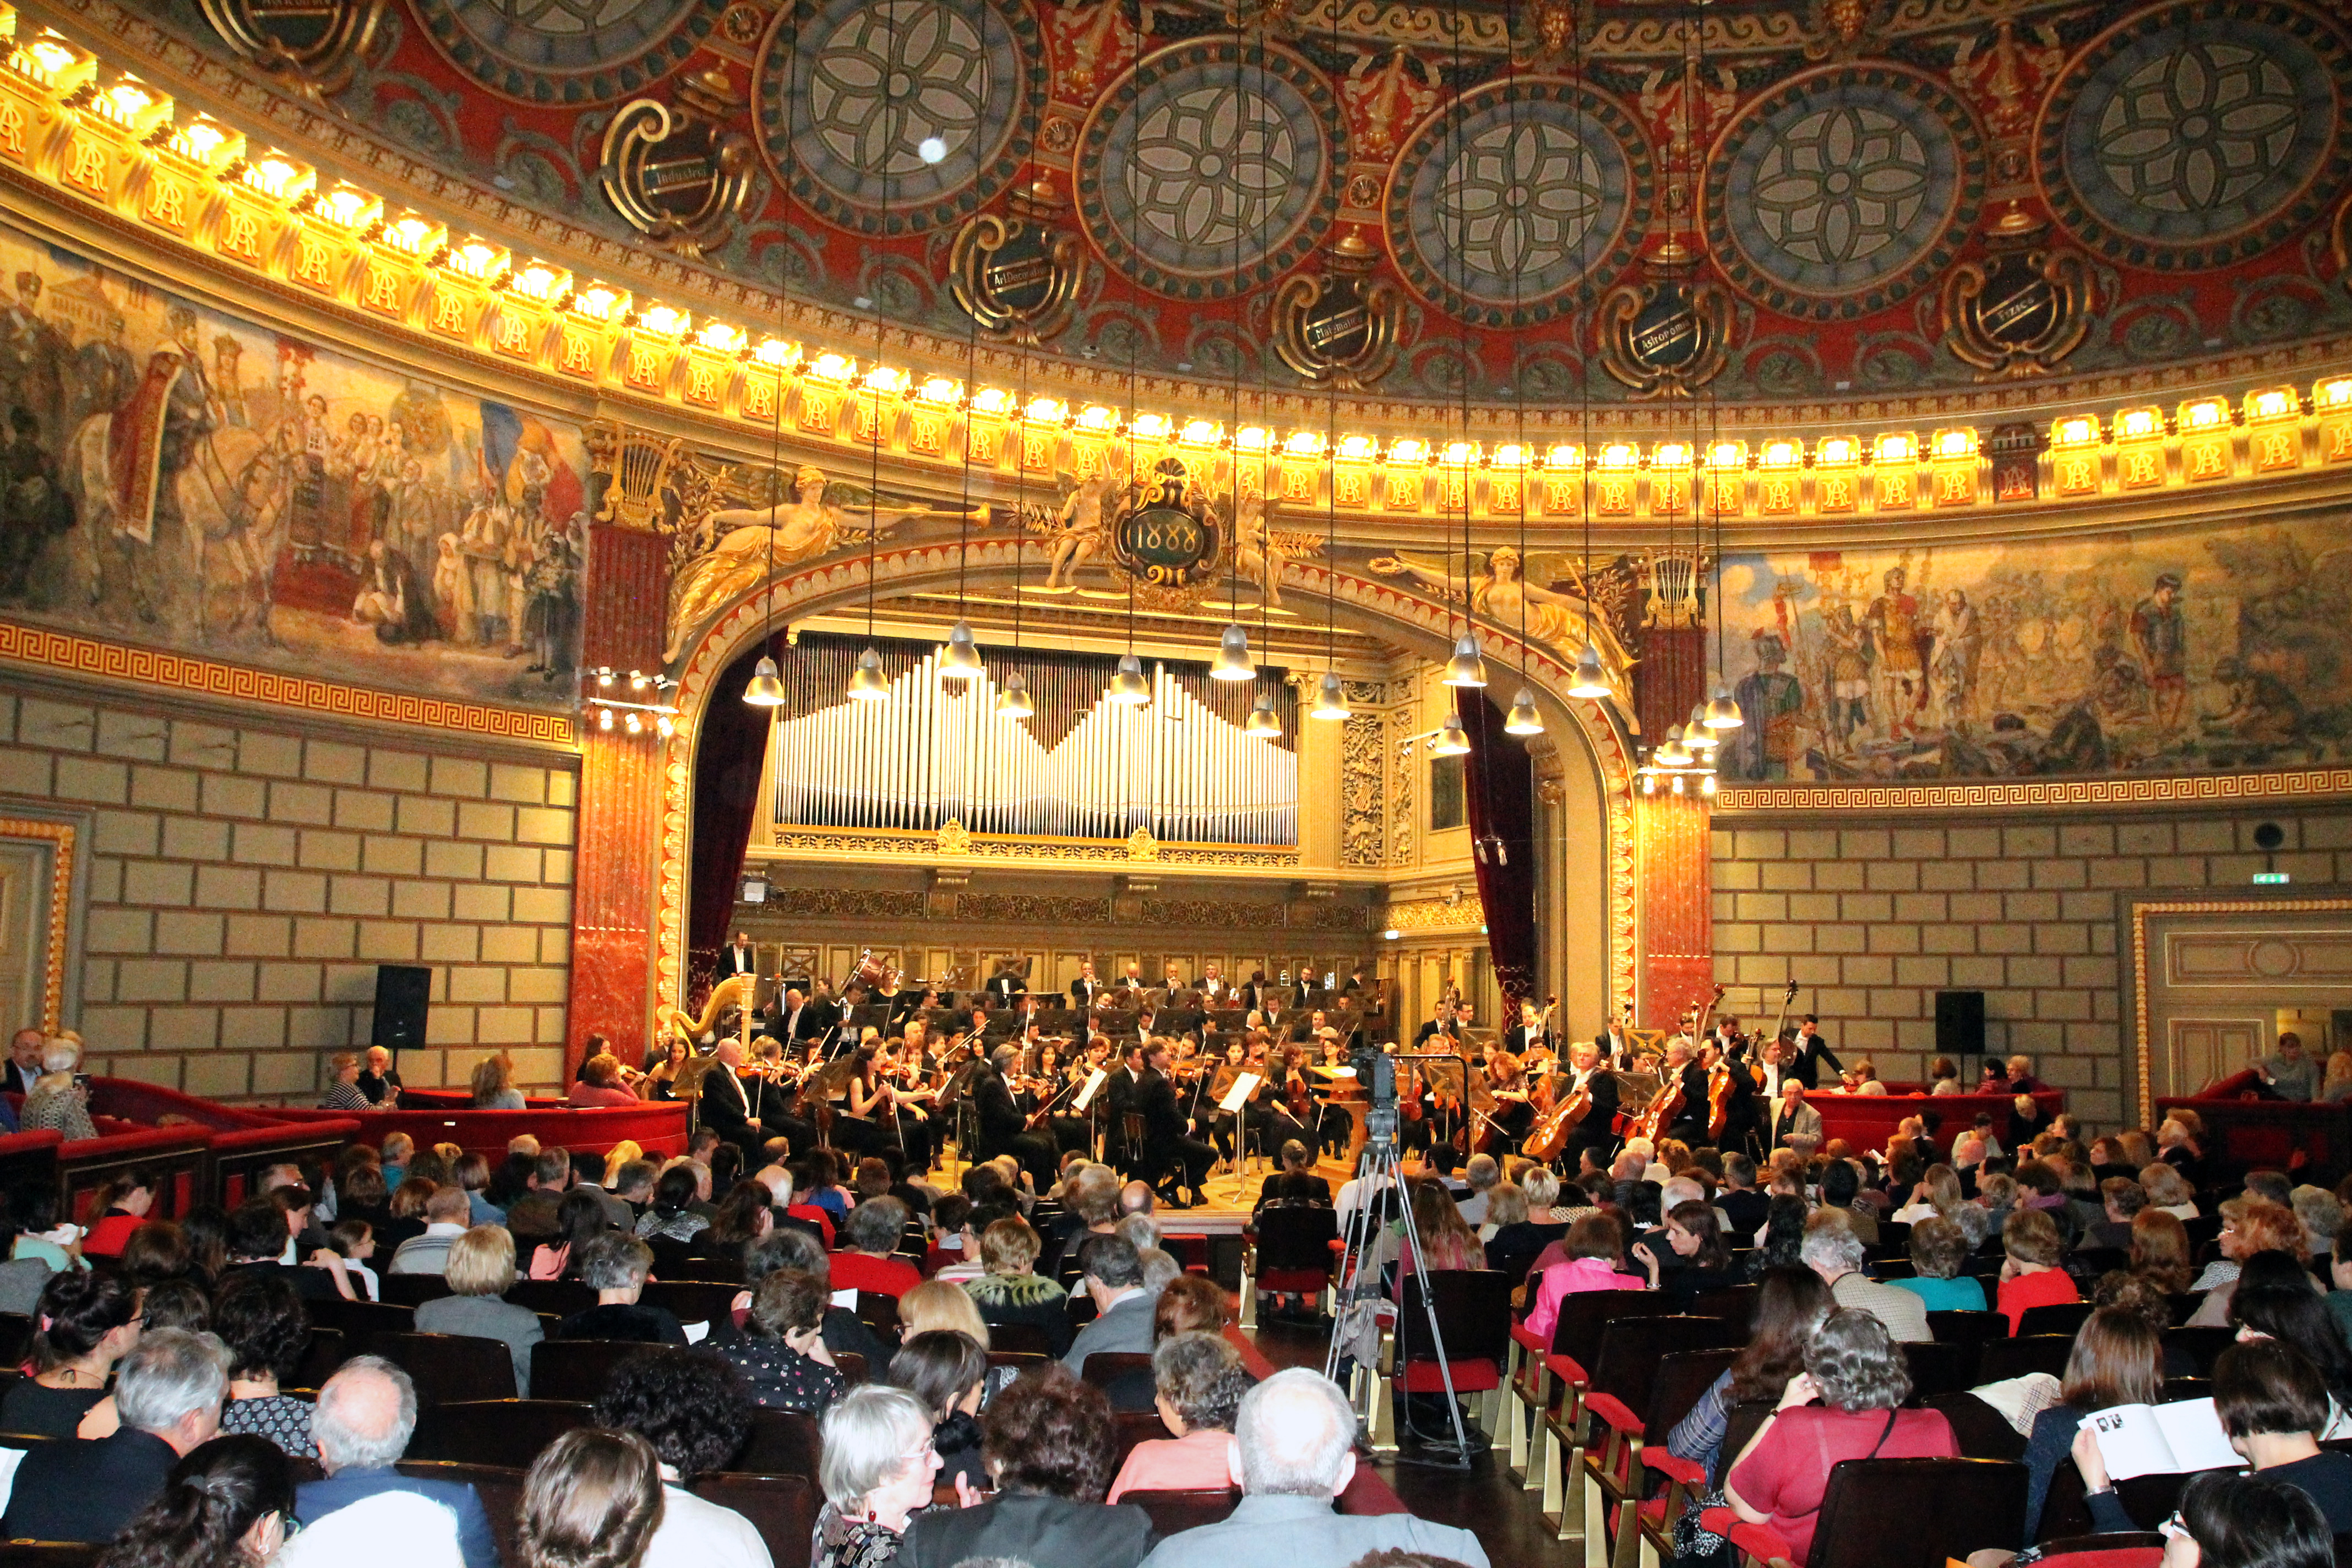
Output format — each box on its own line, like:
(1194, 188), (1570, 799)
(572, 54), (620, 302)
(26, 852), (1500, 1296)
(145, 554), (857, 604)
(986, 974), (1027, 1004)
(2, 1428), (179, 1542)
(1564, 1065), (1620, 1130)
(1785, 1037), (1842, 1088)
(1137, 1069), (1188, 1148)
(973, 1071), (1027, 1157)
(901, 1491), (1156, 1568)
(1069, 977), (1101, 1009)
(699, 1066), (756, 1142)
(716, 944), (758, 979)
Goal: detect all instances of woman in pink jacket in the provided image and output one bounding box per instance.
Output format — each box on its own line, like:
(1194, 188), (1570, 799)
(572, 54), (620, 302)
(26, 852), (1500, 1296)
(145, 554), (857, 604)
(1524, 1211), (1651, 1340)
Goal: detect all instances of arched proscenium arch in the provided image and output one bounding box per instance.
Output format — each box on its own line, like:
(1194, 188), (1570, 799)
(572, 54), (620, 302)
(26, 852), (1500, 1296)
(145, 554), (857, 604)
(657, 543), (1639, 1019)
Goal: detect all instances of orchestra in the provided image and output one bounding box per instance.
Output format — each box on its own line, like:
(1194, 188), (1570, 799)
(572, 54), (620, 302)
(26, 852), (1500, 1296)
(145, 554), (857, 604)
(650, 946), (1814, 1197)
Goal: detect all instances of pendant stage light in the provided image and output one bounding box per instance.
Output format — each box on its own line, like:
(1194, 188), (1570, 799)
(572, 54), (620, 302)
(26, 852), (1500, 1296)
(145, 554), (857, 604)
(742, 655), (785, 707)
(1704, 680), (1744, 730)
(1442, 632), (1487, 688)
(847, 647), (890, 701)
(1310, 672), (1349, 721)
(1210, 623), (1255, 681)
(1505, 687), (1544, 736)
(1569, 644), (1610, 699)
(995, 669), (1034, 721)
(1430, 713), (1471, 756)
(1108, 652), (1151, 705)
(1245, 693), (1282, 738)
(1655, 724), (1691, 769)
(1685, 703), (1718, 753)
(939, 620), (984, 680)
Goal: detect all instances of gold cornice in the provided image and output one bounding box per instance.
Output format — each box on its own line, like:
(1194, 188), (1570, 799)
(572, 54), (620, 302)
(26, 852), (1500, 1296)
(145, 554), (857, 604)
(25, 0), (2352, 445)
(0, 815), (73, 1031)
(1716, 766), (2352, 816)
(1378, 895), (1490, 934)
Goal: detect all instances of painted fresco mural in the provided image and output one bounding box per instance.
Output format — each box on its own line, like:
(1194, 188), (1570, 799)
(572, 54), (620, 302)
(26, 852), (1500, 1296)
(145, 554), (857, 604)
(1718, 521), (2352, 781)
(0, 217), (587, 707)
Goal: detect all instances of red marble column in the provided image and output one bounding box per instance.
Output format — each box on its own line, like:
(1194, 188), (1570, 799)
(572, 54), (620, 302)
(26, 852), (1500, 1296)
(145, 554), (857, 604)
(1633, 624), (1715, 1031)
(567, 523), (669, 1073)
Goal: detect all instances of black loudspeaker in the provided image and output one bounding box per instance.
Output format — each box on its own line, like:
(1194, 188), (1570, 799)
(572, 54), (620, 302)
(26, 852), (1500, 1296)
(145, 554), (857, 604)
(371, 965), (431, 1054)
(1935, 989), (1985, 1058)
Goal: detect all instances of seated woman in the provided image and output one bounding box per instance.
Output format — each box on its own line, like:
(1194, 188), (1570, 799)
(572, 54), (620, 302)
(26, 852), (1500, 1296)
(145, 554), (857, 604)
(717, 1266), (846, 1414)
(2190, 1199), (2304, 1323)
(634, 1167), (710, 1246)
(2017, 1306), (2162, 1539)
(552, 1234), (687, 1345)
(1636, 1200), (1739, 1311)
(529, 1189), (613, 1282)
(897, 1279), (1014, 1403)
(2076, 1339), (2352, 1534)
(2129, 1207), (2196, 1297)
(1523, 1212), (1643, 1341)
(1725, 1308), (1959, 1565)
(23, 1042), (97, 1140)
(692, 1180), (774, 1264)
(886, 1329), (989, 1489)
(1107, 1331), (1250, 1500)
(896, 1364), (1155, 1568)
(2140, 1160), (2200, 1222)
(416, 1226), (545, 1398)
(961, 1217), (1073, 1359)
(2225, 1251), (2352, 1434)
(1667, 1267), (1832, 1485)
(1887, 1217), (1988, 1313)
(2169, 1470), (2333, 1568)
(79, 1172), (158, 1259)
(814, 1385), (946, 1568)
(213, 1270), (317, 1458)
(470, 1051), (526, 1109)
(0, 1268), (139, 1435)
(568, 1053), (638, 1109)
(1890, 1164), (1964, 1228)
(1994, 1208), (2078, 1334)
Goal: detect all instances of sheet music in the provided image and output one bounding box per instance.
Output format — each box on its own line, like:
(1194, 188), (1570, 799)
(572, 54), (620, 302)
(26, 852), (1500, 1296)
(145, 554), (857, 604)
(1071, 1066), (1109, 1111)
(1218, 1072), (1262, 1113)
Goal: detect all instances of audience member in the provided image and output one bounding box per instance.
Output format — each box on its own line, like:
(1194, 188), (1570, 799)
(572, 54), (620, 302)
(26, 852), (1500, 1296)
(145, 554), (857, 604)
(2019, 1307), (2163, 1537)
(885, 1329), (989, 1489)
(94, 1433), (294, 1568)
(554, 1233), (687, 1344)
(386, 1185), (473, 1275)
(214, 1269), (317, 1458)
(1523, 1213), (1642, 1340)
(1666, 1267), (1834, 1484)
(2, 1266), (141, 1435)
(1108, 1331), (1250, 1500)
(1886, 1217), (1986, 1313)
(297, 1356), (497, 1568)
(515, 1429), (665, 1568)
(1994, 1208), (2080, 1333)
(815, 1385), (944, 1568)
(829, 1196), (922, 1299)
(1133, 1368), (1488, 1568)
(415, 1224), (545, 1395)
(3, 1328), (229, 1543)
(718, 1267), (846, 1413)
(1063, 1234), (1155, 1374)
(591, 1349), (769, 1568)
(1799, 1210), (1931, 1342)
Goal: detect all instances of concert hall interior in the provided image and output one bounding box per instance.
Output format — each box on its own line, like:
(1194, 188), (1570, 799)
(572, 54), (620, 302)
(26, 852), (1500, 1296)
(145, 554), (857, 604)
(6, 0), (2352, 1560)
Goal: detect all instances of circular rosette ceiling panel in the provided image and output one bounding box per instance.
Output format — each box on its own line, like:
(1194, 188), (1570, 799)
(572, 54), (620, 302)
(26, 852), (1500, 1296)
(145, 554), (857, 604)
(414, 0), (727, 104)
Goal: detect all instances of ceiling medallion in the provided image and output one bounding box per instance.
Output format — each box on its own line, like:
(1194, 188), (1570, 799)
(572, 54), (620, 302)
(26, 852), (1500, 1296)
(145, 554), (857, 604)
(2035, 0), (2351, 270)
(1706, 63), (1983, 322)
(1271, 231), (1403, 389)
(597, 68), (755, 258)
(1595, 238), (1734, 399)
(756, 0), (1045, 235)
(1075, 39), (1346, 301)
(196, 0), (386, 99)
(413, 0), (726, 105)
(1939, 204), (2098, 378)
(949, 177), (1086, 344)
(1384, 77), (1652, 328)
(1106, 456), (1229, 612)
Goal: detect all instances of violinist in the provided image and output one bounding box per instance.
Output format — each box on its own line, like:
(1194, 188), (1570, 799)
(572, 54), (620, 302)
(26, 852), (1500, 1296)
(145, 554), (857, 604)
(639, 1037), (690, 1102)
(1027, 1044), (1090, 1157)
(1659, 1038), (1712, 1147)
(1288, 1008), (1331, 1044)
(972, 1044), (1059, 1188)
(748, 1036), (819, 1156)
(1200, 1038), (1265, 1166)
(1483, 1051), (1536, 1155)
(1279, 1043), (1344, 1162)
(1554, 1040), (1620, 1170)
(840, 1042), (896, 1161)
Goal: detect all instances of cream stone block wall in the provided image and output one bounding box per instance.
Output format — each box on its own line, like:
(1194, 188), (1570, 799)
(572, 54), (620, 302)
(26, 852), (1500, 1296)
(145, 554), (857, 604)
(0, 689), (578, 1102)
(1711, 805), (2352, 1127)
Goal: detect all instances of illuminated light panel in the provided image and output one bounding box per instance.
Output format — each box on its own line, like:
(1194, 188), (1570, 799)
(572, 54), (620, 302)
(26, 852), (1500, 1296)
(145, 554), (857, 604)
(1543, 444), (1584, 469)
(1758, 440), (1802, 469)
(442, 237), (509, 282)
(1283, 431), (1326, 457)
(1387, 438), (1429, 464)
(1440, 440), (1478, 466)
(378, 213), (447, 258)
(92, 74), (168, 132)
(508, 262), (572, 304)
(861, 364), (907, 394)
(2180, 398), (2228, 430)
(806, 352), (857, 382)
(2245, 386), (2299, 422)
(1652, 442), (1692, 469)
(311, 183), (382, 232)
(917, 377), (962, 405)
(1235, 426), (1273, 452)
(1874, 433), (1916, 465)
(2316, 378), (2352, 410)
(1128, 413), (1169, 440)
(1490, 443), (1531, 469)
(694, 320), (747, 354)
(1178, 418), (1222, 446)
(241, 151), (315, 204)
(1023, 396), (1068, 424)
(1337, 435), (1379, 461)
(1816, 437), (1860, 465)
(1075, 405), (1120, 432)
(750, 335), (799, 367)
(1706, 442), (1746, 470)
(10, 31), (94, 92)
(166, 115), (243, 169)
(1931, 429), (1977, 459)
(2114, 407), (2163, 441)
(970, 387), (1014, 416)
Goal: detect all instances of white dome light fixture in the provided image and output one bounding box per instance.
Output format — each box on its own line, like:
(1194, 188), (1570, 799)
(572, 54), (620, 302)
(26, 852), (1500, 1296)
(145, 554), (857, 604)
(1441, 631), (1487, 688)
(1210, 623), (1255, 681)
(846, 646), (890, 701)
(1107, 652), (1151, 705)
(939, 620), (984, 680)
(1505, 687), (1544, 736)
(742, 655), (785, 707)
(995, 669), (1033, 721)
(1310, 672), (1349, 721)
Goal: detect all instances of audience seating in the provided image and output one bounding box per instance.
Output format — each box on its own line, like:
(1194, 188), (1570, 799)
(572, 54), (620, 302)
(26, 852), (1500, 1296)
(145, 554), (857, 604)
(641, 1279), (739, 1327)
(986, 1321), (1053, 1357)
(1242, 1206), (1340, 1329)
(1121, 1489), (1242, 1536)
(377, 1330), (520, 1404)
(1926, 1310), (2009, 1348)
(1113, 1408), (1170, 1471)
(396, 1461), (524, 1565)
(290, 1326), (347, 1391)
(1585, 1338), (1739, 1568)
(985, 1349), (1047, 1375)
(306, 1297), (412, 1352)
(0, 1544), (99, 1567)
(0, 1315), (32, 1365)
(505, 1280), (597, 1317)
(1921, 1392), (2029, 1462)
(2039, 1457), (2239, 1543)
(2032, 1535), (2163, 1568)
(1375, 1269), (1512, 1454)
(854, 1291), (901, 1342)
(834, 1351), (867, 1386)
(378, 1274), (455, 1309)
(2017, 1302), (2096, 1339)
(1974, 1335), (2073, 1383)
(1689, 1284), (1757, 1336)
(531, 1340), (691, 1403)
(408, 1400), (590, 1467)
(731, 1408), (821, 1477)
(1705, 1456), (2027, 1568)
(2159, 1377), (2210, 1404)
(1517, 1292), (1672, 1520)
(1899, 1341), (1979, 1400)
(2162, 1327), (2235, 1376)
(690, 1472), (817, 1568)
(1080, 1351), (1157, 1412)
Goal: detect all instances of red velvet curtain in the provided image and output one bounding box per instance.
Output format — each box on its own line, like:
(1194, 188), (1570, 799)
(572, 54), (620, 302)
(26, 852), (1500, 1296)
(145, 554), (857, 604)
(1456, 687), (1538, 1011)
(687, 640), (773, 1004)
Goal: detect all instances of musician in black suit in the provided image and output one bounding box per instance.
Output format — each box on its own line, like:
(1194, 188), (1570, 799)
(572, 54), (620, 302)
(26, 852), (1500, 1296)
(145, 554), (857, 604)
(1069, 960), (1103, 1010)
(716, 932), (759, 980)
(767, 987), (822, 1046)
(748, 1037), (818, 1156)
(1340, 965), (1370, 997)
(1506, 999), (1553, 1059)
(1660, 1039), (1712, 1148)
(696, 1039), (763, 1162)
(1412, 1001), (1462, 1049)
(984, 962), (1027, 1006)
(1103, 1041), (1151, 1172)
(1140, 1041), (1215, 1206)
(1195, 963), (1232, 1003)
(972, 1047), (1059, 1187)
(1784, 1016), (1843, 1088)
(1554, 1041), (1621, 1170)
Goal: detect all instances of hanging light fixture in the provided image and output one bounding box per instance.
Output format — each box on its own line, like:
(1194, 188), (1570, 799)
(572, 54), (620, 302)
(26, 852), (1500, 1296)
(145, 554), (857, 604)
(1656, 723), (1692, 769)
(1311, 671), (1349, 721)
(1705, 681), (1743, 729)
(743, 653), (785, 706)
(847, 646), (890, 701)
(1245, 692), (1282, 738)
(1430, 712), (1471, 756)
(1505, 687), (1543, 736)
(1442, 630), (1487, 688)
(1685, 701), (1719, 753)
(1211, 622), (1255, 680)
(995, 668), (1033, 721)
(940, 620), (984, 680)
(1108, 651), (1151, 704)
(1569, 644), (1610, 699)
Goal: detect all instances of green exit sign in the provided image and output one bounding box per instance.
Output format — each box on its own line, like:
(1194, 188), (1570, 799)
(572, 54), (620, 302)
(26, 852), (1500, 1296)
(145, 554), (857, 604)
(2252, 871), (2291, 885)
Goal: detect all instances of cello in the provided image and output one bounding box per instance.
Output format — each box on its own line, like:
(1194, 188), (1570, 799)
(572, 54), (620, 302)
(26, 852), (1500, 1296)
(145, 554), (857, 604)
(1629, 983), (1725, 1144)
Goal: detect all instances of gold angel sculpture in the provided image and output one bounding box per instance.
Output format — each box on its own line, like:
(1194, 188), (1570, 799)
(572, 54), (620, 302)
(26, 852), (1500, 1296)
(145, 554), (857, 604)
(1039, 466), (1125, 591)
(663, 465), (987, 661)
(1368, 546), (1636, 680)
(1228, 492), (1324, 607)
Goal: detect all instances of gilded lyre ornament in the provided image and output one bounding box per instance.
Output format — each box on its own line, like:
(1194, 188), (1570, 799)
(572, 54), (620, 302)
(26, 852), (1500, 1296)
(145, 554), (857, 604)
(1940, 205), (2094, 378)
(598, 68), (756, 259)
(1596, 241), (1733, 399)
(949, 178), (1086, 344)
(196, 0), (385, 98)
(1271, 233), (1403, 390)
(586, 420), (688, 533)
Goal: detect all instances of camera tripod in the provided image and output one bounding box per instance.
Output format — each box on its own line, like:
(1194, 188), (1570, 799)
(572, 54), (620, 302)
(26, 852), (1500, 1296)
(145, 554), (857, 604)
(1320, 1049), (1474, 1470)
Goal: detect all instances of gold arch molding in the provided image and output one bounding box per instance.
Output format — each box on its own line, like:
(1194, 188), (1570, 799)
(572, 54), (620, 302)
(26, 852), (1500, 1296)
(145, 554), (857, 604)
(656, 549), (1641, 1021)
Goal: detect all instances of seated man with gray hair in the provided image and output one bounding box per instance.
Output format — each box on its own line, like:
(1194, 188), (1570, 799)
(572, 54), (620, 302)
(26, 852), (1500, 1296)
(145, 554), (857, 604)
(297, 1354), (498, 1567)
(1, 1327), (226, 1542)
(1800, 1208), (1931, 1342)
(552, 1232), (687, 1344)
(1135, 1368), (1488, 1568)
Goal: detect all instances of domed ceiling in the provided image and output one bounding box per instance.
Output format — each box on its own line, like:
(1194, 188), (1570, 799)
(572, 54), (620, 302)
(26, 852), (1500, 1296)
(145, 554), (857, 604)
(166, 0), (2352, 405)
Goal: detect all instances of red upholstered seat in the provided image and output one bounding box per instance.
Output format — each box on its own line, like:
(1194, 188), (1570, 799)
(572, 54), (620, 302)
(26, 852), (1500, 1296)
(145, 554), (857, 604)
(1583, 1391), (1642, 1436)
(1398, 1358), (1501, 1394)
(1648, 1452), (1706, 1487)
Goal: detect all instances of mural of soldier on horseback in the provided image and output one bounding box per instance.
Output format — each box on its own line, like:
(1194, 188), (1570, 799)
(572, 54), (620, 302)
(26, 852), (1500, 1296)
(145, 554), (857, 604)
(0, 215), (586, 708)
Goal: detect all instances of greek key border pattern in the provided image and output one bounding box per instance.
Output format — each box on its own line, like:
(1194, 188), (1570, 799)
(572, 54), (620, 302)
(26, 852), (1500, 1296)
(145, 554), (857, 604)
(1718, 767), (2352, 814)
(0, 816), (73, 1032)
(0, 622), (575, 744)
(2131, 896), (2352, 1128)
